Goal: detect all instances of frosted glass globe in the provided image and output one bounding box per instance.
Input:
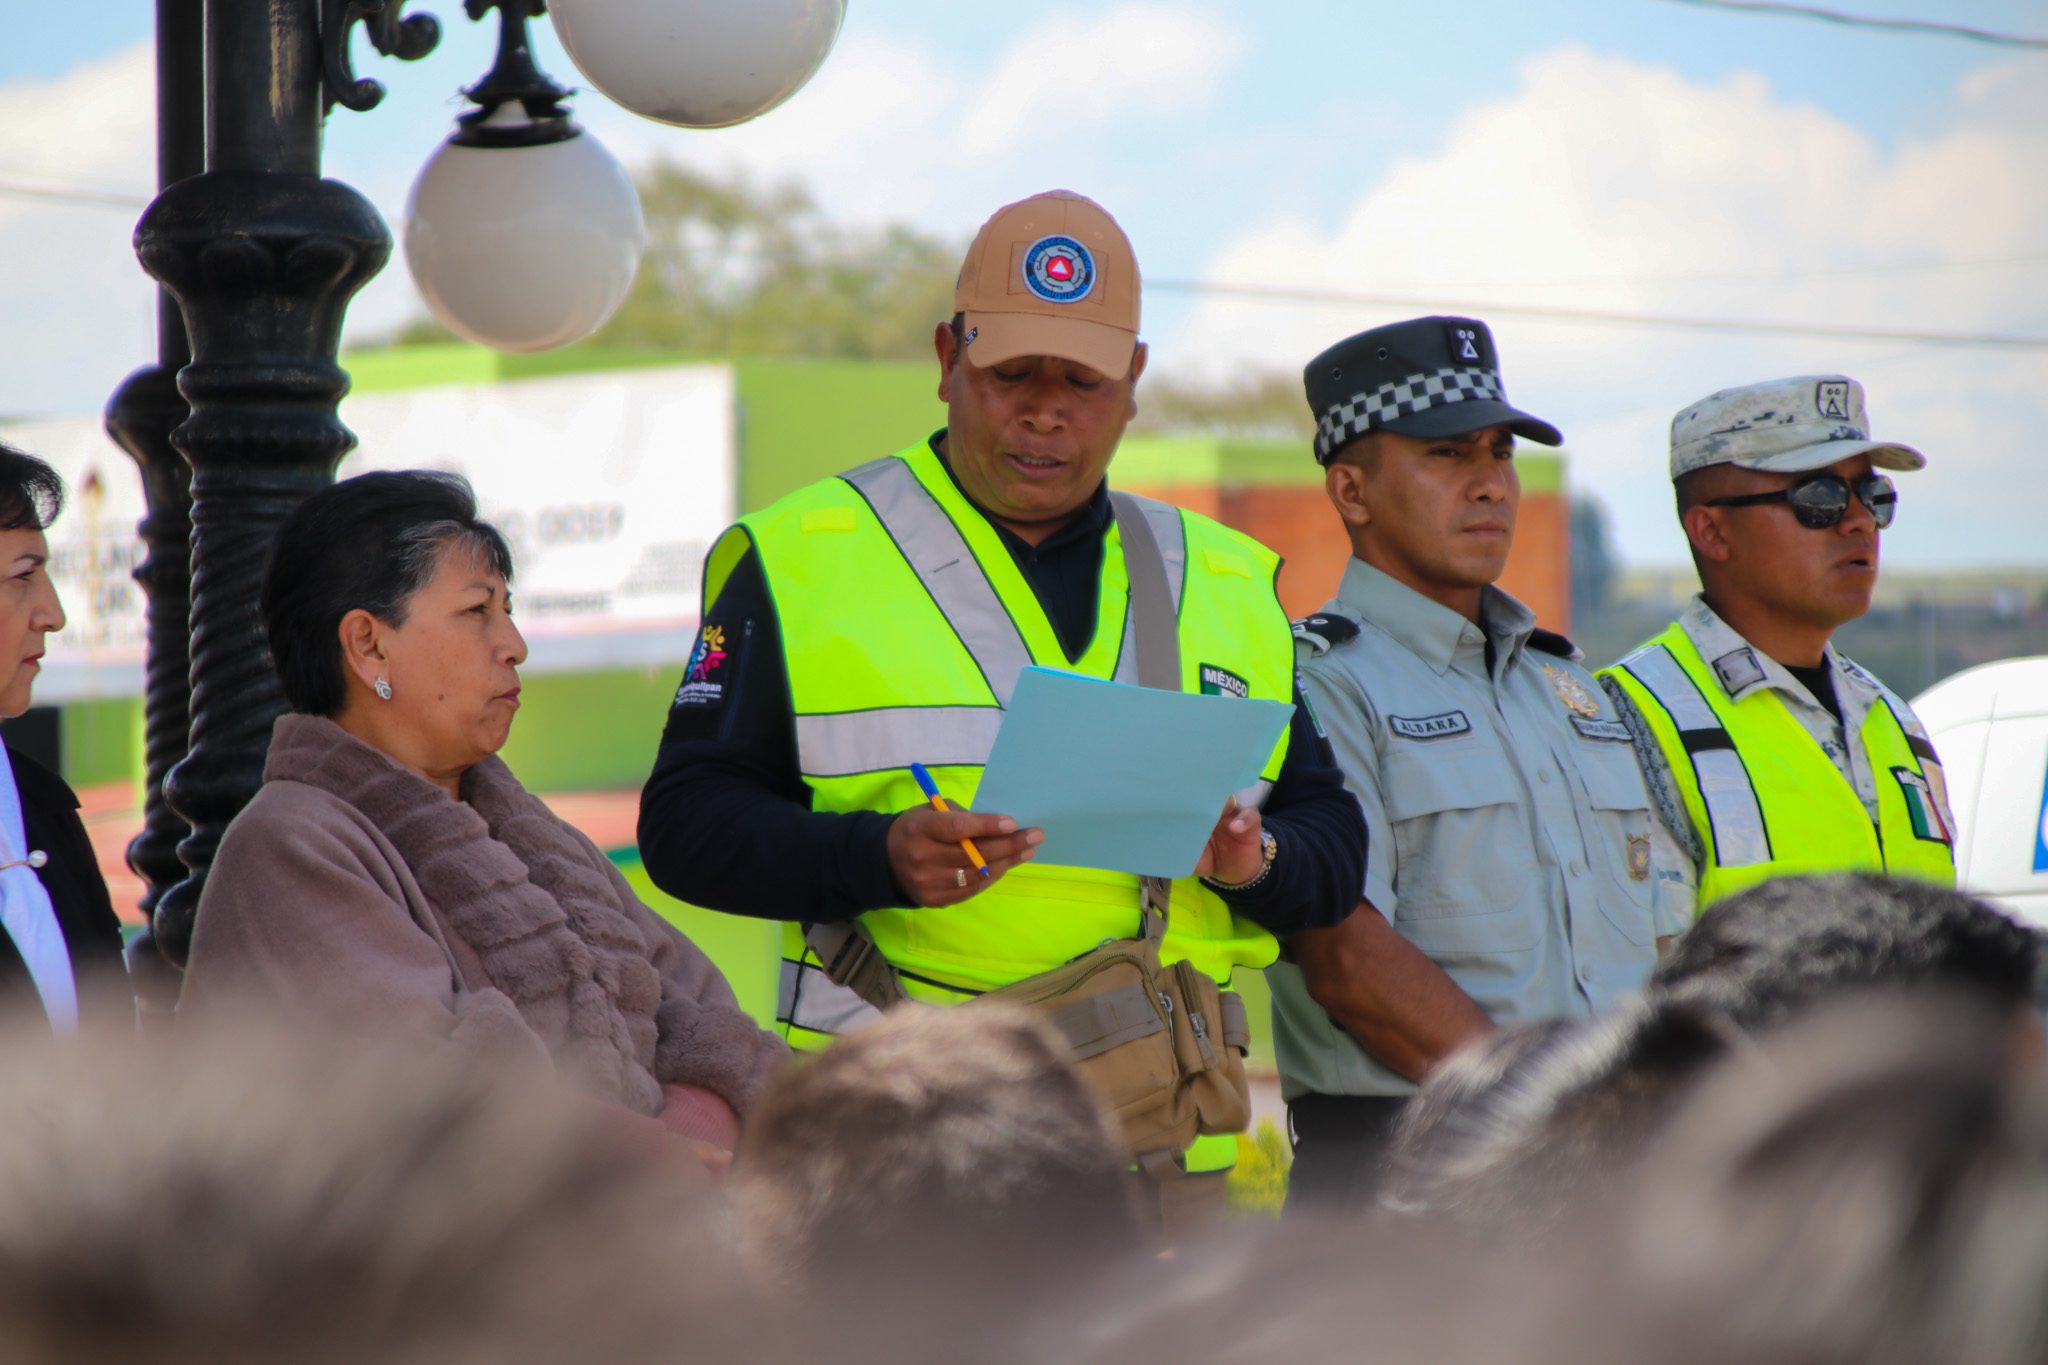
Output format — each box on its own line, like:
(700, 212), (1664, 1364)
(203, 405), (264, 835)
(548, 0), (845, 129)
(403, 116), (645, 353)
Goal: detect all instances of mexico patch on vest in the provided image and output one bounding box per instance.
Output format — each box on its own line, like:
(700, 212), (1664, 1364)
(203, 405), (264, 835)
(1388, 710), (1471, 741)
(1891, 766), (1954, 845)
(1200, 664), (1250, 699)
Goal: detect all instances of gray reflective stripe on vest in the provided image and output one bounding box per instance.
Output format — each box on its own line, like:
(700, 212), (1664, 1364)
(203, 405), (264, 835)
(1111, 494), (1188, 685)
(778, 957), (884, 1036)
(794, 705), (1004, 779)
(842, 457), (1033, 706)
(1621, 645), (1773, 867)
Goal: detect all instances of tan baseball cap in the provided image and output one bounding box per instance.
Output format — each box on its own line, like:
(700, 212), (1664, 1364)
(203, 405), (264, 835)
(953, 190), (1141, 380)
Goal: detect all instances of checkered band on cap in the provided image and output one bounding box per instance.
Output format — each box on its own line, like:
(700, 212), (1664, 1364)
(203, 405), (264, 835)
(1314, 366), (1505, 461)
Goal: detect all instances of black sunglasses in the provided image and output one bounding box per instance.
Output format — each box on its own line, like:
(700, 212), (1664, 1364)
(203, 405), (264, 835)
(1705, 472), (1897, 530)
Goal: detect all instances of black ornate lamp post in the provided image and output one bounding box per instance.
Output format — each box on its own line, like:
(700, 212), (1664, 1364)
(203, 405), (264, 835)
(115, 0), (844, 969)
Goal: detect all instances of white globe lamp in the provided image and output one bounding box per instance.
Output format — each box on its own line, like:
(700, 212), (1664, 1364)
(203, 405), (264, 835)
(547, 0), (846, 128)
(405, 110), (644, 353)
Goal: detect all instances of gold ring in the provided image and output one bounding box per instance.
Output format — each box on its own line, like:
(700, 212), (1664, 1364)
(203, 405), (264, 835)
(955, 868), (968, 889)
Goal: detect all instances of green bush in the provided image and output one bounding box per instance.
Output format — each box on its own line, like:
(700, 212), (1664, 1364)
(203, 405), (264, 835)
(1226, 1118), (1291, 1217)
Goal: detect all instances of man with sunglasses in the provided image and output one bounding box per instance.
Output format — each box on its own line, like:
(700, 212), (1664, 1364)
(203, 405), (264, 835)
(1602, 375), (1957, 914)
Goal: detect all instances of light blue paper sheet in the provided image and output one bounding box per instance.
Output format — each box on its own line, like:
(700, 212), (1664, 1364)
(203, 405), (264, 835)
(971, 666), (1293, 878)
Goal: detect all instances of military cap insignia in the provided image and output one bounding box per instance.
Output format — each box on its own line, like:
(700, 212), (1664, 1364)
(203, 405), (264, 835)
(1542, 663), (1602, 718)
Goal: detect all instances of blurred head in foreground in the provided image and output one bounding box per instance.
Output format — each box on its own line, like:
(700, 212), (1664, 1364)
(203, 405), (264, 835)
(1577, 988), (2048, 1365)
(1652, 872), (2040, 1030)
(1375, 996), (1738, 1238)
(733, 1002), (1141, 1350)
(0, 1020), (748, 1365)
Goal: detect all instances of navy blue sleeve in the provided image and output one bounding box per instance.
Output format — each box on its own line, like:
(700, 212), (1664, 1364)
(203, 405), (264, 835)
(635, 547), (903, 924)
(1210, 676), (1367, 935)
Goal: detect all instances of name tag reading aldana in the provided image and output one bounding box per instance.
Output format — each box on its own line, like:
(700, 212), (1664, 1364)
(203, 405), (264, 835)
(1388, 711), (1472, 741)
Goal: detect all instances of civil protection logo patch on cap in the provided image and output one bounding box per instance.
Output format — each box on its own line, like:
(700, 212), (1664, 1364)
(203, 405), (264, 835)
(1022, 234), (1095, 304)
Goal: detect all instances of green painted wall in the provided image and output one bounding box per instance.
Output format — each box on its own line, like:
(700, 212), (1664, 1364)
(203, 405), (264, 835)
(61, 697), (141, 792)
(731, 358), (941, 513)
(495, 665), (678, 793)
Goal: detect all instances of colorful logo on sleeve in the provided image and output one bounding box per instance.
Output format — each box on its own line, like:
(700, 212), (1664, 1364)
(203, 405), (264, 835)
(673, 624), (730, 709)
(1021, 234), (1096, 303)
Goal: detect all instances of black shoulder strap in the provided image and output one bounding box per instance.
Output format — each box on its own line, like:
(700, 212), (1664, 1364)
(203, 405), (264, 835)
(1291, 611), (1361, 656)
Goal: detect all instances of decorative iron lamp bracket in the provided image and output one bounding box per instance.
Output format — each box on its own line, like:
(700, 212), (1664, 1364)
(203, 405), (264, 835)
(321, 0), (576, 148)
(321, 0), (443, 113)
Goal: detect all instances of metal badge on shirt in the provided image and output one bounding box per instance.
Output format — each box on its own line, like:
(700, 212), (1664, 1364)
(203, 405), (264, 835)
(1542, 663), (1602, 718)
(1627, 833), (1652, 881)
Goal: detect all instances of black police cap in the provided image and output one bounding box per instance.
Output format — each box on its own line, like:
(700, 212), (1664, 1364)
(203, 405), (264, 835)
(1301, 315), (1563, 465)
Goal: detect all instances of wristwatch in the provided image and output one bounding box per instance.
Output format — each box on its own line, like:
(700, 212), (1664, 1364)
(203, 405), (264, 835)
(1204, 829), (1278, 892)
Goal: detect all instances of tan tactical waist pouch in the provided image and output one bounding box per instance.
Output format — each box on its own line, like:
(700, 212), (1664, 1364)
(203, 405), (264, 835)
(974, 931), (1252, 1169)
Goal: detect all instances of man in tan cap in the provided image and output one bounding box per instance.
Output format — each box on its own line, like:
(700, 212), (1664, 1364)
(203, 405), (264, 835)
(1601, 375), (1957, 913)
(638, 190), (1367, 1236)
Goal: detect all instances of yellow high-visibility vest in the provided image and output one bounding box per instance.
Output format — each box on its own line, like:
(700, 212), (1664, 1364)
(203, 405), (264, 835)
(1601, 623), (1955, 908)
(706, 444), (1295, 1173)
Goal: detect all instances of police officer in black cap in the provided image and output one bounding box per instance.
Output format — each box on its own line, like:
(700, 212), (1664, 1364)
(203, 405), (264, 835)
(1264, 316), (1689, 1210)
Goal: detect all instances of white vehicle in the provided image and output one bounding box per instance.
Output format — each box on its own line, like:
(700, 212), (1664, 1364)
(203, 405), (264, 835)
(1913, 656), (2048, 928)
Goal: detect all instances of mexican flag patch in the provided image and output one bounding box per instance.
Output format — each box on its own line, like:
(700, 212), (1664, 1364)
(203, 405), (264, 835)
(1199, 664), (1249, 699)
(1891, 766), (1954, 845)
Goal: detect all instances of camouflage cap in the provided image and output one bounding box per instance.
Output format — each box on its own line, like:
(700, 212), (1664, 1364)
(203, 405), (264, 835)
(1669, 374), (1926, 481)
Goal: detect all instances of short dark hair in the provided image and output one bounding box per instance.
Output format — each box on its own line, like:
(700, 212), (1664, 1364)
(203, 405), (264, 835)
(261, 471), (513, 716)
(1652, 872), (2042, 1030)
(1672, 467), (1712, 515)
(1376, 998), (1736, 1237)
(0, 440), (64, 533)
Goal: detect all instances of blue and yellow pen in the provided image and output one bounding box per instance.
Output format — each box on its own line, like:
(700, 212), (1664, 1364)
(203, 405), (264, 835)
(909, 761), (991, 879)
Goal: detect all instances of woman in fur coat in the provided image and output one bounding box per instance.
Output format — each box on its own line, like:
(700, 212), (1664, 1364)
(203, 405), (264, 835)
(180, 471), (786, 1153)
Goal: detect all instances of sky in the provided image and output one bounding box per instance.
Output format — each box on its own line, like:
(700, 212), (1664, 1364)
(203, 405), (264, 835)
(2, 0), (2045, 568)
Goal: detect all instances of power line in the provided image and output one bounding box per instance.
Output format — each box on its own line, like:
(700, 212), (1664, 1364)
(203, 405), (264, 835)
(1656, 0), (2048, 49)
(0, 180), (151, 210)
(1426, 254), (2048, 293)
(1147, 278), (2048, 351)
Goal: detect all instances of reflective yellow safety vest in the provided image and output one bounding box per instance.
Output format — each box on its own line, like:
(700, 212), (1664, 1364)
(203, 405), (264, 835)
(704, 445), (1295, 1173)
(1601, 623), (1955, 908)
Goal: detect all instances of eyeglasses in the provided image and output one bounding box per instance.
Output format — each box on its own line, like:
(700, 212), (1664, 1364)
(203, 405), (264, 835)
(1705, 473), (1897, 530)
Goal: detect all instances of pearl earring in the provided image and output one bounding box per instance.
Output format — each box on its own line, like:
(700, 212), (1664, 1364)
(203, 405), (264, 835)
(373, 677), (393, 701)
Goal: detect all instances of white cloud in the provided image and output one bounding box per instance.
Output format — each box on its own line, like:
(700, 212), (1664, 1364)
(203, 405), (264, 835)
(956, 6), (1238, 158)
(0, 41), (157, 420)
(1159, 47), (2048, 568)
(563, 3), (1242, 228)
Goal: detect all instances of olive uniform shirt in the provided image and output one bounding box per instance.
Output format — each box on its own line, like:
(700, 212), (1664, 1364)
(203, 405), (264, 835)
(1268, 559), (1692, 1102)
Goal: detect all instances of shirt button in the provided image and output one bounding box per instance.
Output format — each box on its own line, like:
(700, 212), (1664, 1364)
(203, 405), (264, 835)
(1537, 767), (1554, 784)
(1568, 859), (1584, 877)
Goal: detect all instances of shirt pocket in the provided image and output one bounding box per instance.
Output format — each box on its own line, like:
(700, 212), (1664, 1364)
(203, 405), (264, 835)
(1381, 738), (1538, 944)
(1574, 748), (1658, 946)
